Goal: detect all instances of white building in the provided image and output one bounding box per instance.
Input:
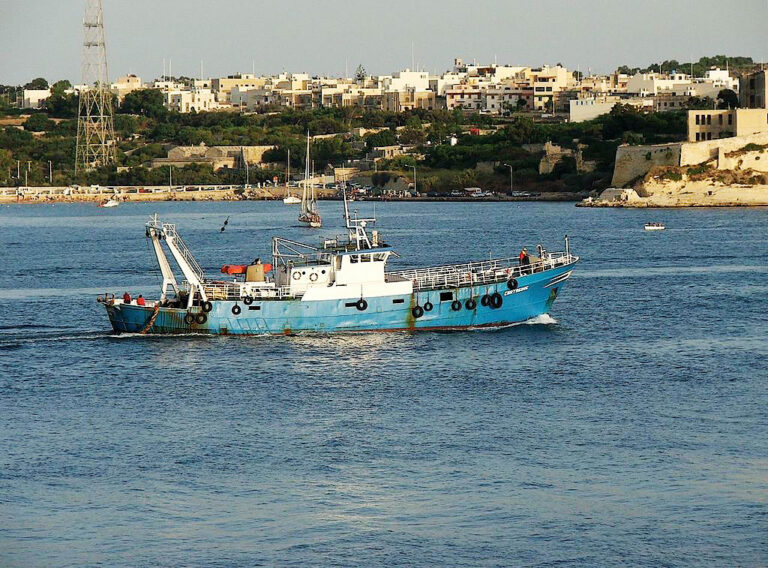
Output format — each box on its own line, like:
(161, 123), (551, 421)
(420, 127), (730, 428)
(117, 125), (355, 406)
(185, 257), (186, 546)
(166, 89), (218, 113)
(21, 89), (51, 109)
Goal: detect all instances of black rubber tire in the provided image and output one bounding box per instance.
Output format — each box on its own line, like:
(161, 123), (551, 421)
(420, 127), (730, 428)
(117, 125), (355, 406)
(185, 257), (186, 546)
(184, 312), (195, 325)
(356, 299), (368, 311)
(412, 305), (424, 319)
(195, 313), (207, 325)
(507, 278), (518, 291)
(480, 294), (490, 307)
(201, 301), (213, 313)
(490, 292), (503, 309)
(243, 296), (253, 305)
(451, 300), (462, 312)
(423, 301), (433, 312)
(465, 298), (477, 310)
(232, 304), (242, 315)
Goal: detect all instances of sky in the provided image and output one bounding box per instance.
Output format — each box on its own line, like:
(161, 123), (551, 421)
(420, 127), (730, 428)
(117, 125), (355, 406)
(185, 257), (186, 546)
(1, 0), (766, 85)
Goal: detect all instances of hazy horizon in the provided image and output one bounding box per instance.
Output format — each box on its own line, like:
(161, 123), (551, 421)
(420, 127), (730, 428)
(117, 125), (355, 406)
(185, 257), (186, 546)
(1, 0), (766, 85)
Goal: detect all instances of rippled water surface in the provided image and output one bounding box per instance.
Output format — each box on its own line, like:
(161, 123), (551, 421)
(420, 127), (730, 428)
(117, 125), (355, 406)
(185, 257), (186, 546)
(1, 201), (767, 567)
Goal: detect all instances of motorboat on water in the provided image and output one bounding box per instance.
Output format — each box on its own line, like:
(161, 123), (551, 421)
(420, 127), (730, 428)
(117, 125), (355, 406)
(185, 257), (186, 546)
(644, 222), (665, 231)
(98, 193), (578, 335)
(99, 198), (120, 208)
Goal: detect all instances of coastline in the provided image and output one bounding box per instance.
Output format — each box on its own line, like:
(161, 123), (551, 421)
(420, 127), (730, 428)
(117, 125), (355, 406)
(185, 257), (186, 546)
(579, 180), (768, 208)
(0, 186), (585, 205)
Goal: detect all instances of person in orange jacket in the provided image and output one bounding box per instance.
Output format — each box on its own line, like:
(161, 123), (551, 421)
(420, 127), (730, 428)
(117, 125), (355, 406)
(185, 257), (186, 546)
(136, 295), (146, 306)
(123, 291), (132, 304)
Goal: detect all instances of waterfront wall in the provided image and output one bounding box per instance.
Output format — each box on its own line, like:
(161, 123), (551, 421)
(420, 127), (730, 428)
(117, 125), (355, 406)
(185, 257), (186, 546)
(611, 143), (681, 187)
(611, 132), (768, 187)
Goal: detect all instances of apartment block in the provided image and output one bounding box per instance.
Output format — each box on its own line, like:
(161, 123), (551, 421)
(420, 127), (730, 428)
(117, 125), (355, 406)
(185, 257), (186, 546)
(687, 108), (768, 142)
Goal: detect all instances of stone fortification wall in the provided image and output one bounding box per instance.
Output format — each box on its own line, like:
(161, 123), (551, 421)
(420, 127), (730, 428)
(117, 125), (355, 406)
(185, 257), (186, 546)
(680, 132), (768, 166)
(611, 143), (681, 187)
(167, 145), (274, 164)
(611, 133), (768, 187)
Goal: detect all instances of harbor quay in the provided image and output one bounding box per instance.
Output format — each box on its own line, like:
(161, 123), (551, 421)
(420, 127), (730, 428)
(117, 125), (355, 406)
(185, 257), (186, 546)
(0, 185), (583, 204)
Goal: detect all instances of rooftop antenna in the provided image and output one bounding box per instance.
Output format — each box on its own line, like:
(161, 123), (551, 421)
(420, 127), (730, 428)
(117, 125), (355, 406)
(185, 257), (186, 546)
(200, 59), (203, 81)
(163, 57), (166, 81)
(75, 0), (116, 173)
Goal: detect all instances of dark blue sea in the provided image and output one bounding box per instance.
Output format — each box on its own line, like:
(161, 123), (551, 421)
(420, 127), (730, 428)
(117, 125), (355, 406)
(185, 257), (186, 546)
(1, 201), (766, 567)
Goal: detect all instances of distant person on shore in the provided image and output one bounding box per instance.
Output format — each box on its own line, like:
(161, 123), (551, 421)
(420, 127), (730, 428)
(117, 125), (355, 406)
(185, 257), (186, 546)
(136, 295), (146, 306)
(123, 292), (132, 304)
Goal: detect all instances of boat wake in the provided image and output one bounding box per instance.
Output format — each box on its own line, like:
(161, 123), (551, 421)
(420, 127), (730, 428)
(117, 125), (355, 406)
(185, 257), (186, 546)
(523, 313), (558, 325)
(470, 313), (558, 331)
(0, 330), (113, 347)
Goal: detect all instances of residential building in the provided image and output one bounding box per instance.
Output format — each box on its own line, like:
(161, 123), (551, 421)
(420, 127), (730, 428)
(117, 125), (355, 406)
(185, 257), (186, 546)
(740, 70), (767, 109)
(445, 85), (483, 111)
(687, 108), (768, 142)
(111, 75), (143, 100)
(21, 89), (51, 109)
(166, 89), (218, 113)
(531, 65), (574, 111)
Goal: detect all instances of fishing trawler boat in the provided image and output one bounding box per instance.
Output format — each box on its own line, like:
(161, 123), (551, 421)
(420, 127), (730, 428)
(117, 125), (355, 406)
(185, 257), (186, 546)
(644, 222), (665, 231)
(97, 194), (578, 335)
(283, 149), (301, 204)
(298, 135), (321, 227)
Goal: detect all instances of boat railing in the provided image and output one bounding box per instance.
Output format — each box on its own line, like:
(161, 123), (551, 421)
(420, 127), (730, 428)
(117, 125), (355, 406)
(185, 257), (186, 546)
(387, 252), (576, 291)
(162, 223), (205, 280)
(200, 281), (296, 301)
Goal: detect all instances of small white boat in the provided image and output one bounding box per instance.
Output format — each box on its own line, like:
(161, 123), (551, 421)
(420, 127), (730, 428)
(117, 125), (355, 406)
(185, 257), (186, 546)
(100, 198), (120, 208)
(283, 150), (301, 204)
(644, 222), (665, 231)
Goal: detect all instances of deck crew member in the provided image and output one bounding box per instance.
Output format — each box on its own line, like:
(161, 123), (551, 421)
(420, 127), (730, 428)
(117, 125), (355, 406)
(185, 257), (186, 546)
(136, 295), (146, 306)
(519, 247), (530, 268)
(123, 292), (132, 304)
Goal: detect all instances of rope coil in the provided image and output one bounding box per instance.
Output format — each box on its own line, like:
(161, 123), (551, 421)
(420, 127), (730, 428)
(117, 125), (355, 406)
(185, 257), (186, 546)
(139, 304), (161, 335)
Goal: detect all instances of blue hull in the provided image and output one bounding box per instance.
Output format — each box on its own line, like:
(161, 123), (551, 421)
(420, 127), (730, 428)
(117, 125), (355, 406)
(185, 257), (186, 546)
(106, 264), (573, 335)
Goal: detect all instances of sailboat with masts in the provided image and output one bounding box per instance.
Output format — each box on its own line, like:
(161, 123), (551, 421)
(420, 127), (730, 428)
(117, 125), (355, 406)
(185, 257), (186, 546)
(283, 149), (301, 204)
(298, 135), (322, 228)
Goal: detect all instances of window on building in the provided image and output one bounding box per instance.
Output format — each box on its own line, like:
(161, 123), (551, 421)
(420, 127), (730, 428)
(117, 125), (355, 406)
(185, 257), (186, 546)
(696, 133), (700, 141)
(707, 115), (712, 125)
(696, 115), (700, 125)
(728, 114), (733, 125)
(719, 115), (723, 125)
(707, 132), (712, 140)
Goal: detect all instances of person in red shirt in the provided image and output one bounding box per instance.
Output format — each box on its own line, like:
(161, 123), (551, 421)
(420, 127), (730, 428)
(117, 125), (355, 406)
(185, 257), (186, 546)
(136, 295), (146, 306)
(123, 292), (132, 304)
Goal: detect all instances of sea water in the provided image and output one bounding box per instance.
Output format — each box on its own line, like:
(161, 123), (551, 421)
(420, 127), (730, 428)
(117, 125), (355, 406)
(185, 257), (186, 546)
(1, 201), (766, 567)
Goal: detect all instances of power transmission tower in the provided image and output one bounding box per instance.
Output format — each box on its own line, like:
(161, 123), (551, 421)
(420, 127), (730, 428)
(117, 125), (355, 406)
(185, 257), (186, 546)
(75, 0), (116, 173)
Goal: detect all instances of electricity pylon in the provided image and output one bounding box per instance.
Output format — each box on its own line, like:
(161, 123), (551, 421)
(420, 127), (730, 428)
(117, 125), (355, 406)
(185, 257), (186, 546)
(75, 0), (116, 173)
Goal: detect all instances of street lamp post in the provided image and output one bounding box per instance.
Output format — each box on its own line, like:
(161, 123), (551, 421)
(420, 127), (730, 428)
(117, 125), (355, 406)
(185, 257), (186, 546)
(48, 160), (53, 183)
(503, 163), (513, 194)
(411, 164), (416, 195)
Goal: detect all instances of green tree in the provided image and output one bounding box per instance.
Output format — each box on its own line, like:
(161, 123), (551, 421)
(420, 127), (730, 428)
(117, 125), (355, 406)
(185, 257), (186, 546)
(120, 89), (167, 118)
(24, 77), (49, 90)
(50, 80), (72, 95)
(24, 113), (53, 132)
(46, 92), (78, 118)
(716, 89), (739, 109)
(355, 64), (367, 82)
